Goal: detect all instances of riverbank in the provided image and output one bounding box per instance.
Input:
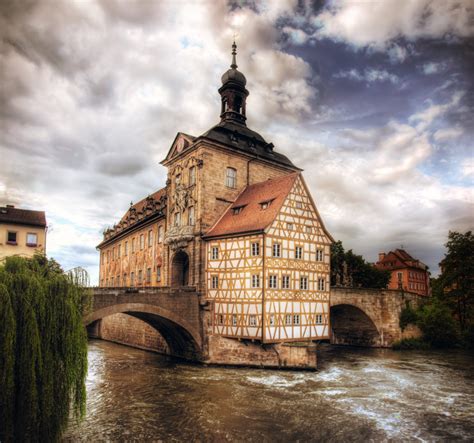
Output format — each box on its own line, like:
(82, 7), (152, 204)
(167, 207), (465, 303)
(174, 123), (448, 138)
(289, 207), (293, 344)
(64, 340), (474, 441)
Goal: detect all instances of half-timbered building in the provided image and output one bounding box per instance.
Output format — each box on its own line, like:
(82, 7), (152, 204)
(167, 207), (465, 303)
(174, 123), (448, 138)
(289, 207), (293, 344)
(97, 42), (333, 350)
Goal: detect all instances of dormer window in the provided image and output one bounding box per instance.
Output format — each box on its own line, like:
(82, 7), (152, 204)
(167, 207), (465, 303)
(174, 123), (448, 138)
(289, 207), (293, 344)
(260, 199), (274, 210)
(232, 205), (245, 215)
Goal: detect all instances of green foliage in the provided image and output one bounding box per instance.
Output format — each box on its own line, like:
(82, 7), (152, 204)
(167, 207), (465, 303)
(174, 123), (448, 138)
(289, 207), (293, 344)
(399, 304), (418, 330)
(438, 231), (474, 331)
(0, 254), (90, 442)
(330, 240), (391, 289)
(392, 338), (430, 350)
(417, 299), (460, 348)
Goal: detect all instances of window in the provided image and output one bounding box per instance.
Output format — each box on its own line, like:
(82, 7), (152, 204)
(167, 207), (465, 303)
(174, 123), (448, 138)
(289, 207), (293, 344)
(287, 223), (294, 230)
(138, 270), (143, 284)
(156, 266), (161, 282)
(318, 278), (325, 291)
(316, 314), (323, 324)
(232, 205), (244, 215)
(116, 275), (120, 286)
(118, 244), (121, 258)
(282, 275), (290, 289)
(158, 226), (163, 243)
(123, 273), (127, 286)
(269, 275), (278, 289)
(296, 201), (303, 209)
(125, 241), (128, 256)
(189, 166), (196, 186)
(295, 246), (303, 259)
(7, 231), (17, 244)
(148, 230), (153, 247)
(316, 249), (324, 261)
(293, 314), (300, 326)
(226, 167), (237, 188)
(232, 314), (238, 326)
(212, 275), (219, 289)
(397, 272), (403, 281)
(218, 314), (224, 325)
(252, 274), (260, 288)
(269, 314), (275, 326)
(285, 314), (292, 325)
(212, 247), (219, 260)
(249, 315), (257, 326)
(146, 268), (151, 283)
(300, 276), (308, 290)
(110, 276), (114, 286)
(175, 174), (181, 186)
(272, 243), (281, 257)
(174, 212), (181, 227)
(105, 278), (108, 287)
(130, 272), (135, 286)
(132, 238), (135, 253)
(188, 206), (195, 226)
(140, 234), (144, 250)
(251, 242), (260, 256)
(26, 232), (38, 246)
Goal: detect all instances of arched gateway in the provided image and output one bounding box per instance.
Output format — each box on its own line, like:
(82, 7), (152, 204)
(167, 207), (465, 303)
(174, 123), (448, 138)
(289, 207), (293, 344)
(84, 288), (203, 361)
(171, 250), (189, 287)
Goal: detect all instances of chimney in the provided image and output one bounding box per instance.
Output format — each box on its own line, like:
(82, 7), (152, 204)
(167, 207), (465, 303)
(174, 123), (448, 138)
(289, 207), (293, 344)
(378, 252), (386, 262)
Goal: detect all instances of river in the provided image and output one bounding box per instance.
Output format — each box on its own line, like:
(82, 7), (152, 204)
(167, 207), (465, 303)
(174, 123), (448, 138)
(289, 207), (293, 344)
(64, 340), (474, 442)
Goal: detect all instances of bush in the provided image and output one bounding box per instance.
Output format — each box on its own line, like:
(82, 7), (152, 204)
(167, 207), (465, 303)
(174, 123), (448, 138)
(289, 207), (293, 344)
(417, 300), (460, 348)
(399, 304), (418, 330)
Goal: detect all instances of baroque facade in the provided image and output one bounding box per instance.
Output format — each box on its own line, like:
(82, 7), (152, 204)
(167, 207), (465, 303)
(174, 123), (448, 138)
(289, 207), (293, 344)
(97, 43), (333, 345)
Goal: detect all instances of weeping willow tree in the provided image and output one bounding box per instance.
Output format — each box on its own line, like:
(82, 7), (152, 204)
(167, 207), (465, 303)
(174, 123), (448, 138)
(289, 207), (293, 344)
(0, 254), (90, 442)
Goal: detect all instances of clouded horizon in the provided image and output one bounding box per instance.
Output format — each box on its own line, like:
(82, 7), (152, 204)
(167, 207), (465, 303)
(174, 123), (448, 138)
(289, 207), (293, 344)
(1, 0), (473, 283)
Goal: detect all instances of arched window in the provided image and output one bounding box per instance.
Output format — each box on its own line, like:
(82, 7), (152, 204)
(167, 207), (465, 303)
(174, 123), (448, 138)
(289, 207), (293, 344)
(225, 167), (237, 189)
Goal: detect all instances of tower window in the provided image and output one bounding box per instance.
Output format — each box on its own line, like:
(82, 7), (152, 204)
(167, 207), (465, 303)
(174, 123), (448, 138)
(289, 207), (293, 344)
(174, 212), (181, 227)
(188, 206), (195, 226)
(226, 167), (237, 189)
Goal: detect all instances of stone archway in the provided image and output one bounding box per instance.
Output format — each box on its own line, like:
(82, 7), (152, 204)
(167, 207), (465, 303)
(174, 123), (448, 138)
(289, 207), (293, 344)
(83, 302), (202, 361)
(330, 304), (381, 347)
(171, 250), (189, 287)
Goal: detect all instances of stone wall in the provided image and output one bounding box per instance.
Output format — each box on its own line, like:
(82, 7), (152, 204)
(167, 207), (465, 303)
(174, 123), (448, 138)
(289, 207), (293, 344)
(206, 335), (317, 370)
(92, 313), (170, 354)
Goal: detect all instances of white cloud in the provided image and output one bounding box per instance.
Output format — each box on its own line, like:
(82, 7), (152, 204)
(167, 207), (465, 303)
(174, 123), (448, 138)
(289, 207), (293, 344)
(314, 0), (474, 49)
(433, 126), (464, 142)
(461, 158), (474, 178)
(422, 62), (447, 75)
(335, 68), (399, 85)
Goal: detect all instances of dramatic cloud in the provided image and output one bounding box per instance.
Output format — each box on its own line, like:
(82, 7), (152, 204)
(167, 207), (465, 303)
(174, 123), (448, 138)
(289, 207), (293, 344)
(1, 0), (472, 282)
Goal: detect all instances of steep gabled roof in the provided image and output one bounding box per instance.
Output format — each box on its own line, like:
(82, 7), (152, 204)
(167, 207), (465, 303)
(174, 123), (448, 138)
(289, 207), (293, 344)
(204, 173), (299, 239)
(376, 249), (427, 271)
(0, 206), (46, 227)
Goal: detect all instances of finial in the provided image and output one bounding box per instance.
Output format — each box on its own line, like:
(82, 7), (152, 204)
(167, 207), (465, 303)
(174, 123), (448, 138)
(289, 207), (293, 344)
(231, 40), (237, 69)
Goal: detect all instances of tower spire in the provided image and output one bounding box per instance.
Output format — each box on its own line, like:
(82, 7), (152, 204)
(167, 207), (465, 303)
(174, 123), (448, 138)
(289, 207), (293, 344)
(231, 40), (237, 69)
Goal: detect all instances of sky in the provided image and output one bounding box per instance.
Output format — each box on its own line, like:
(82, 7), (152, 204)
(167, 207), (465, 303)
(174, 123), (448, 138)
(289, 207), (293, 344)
(1, 0), (473, 283)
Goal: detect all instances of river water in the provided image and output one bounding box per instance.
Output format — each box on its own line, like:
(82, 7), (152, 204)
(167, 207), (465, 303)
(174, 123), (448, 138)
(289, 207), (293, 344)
(64, 340), (474, 442)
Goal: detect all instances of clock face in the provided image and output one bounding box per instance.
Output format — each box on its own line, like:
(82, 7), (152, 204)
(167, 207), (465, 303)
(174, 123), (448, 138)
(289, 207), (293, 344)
(176, 138), (185, 153)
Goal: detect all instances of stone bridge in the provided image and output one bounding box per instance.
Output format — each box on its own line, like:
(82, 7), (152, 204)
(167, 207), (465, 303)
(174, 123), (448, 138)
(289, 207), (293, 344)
(330, 287), (423, 347)
(83, 287), (204, 360)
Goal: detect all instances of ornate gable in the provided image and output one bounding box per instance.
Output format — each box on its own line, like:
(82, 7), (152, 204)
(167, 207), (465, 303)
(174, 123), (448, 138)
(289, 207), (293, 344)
(161, 132), (196, 165)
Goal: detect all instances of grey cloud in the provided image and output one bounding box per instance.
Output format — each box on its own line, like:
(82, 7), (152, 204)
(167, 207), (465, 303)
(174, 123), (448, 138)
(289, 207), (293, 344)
(95, 154), (149, 177)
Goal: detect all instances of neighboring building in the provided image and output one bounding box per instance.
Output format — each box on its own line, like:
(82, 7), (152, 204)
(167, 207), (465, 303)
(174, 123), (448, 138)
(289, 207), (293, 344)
(375, 249), (430, 296)
(0, 205), (47, 261)
(97, 42), (333, 344)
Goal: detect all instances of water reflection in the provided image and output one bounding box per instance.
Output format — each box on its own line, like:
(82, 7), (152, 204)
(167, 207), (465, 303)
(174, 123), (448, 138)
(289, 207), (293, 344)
(64, 340), (474, 442)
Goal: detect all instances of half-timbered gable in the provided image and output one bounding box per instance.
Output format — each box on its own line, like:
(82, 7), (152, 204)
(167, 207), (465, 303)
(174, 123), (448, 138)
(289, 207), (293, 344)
(204, 173), (332, 343)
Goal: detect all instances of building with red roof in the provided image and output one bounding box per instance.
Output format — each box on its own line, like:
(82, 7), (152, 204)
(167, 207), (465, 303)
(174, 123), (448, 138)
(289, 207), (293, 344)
(375, 249), (430, 296)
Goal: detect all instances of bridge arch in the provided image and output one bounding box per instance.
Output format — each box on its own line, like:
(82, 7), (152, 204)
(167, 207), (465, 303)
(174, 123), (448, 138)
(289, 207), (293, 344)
(330, 303), (381, 347)
(84, 302), (202, 360)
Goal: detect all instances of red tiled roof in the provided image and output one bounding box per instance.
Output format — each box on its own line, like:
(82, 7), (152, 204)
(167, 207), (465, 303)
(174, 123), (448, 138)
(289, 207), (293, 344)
(0, 206), (46, 227)
(120, 187), (167, 223)
(204, 173), (299, 238)
(376, 249), (426, 270)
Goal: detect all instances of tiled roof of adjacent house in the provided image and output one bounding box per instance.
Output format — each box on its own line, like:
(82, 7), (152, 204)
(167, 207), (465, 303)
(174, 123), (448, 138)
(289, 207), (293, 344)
(0, 205), (47, 227)
(204, 173), (299, 238)
(376, 248), (427, 270)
